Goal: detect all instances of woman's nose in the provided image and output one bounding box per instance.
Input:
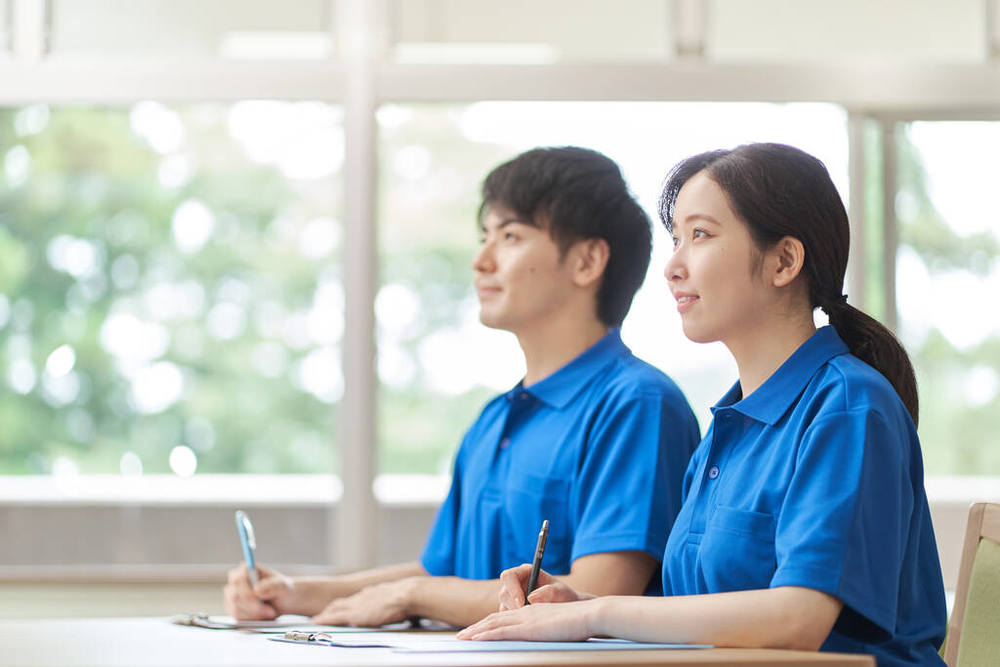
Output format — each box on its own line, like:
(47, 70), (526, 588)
(664, 247), (686, 282)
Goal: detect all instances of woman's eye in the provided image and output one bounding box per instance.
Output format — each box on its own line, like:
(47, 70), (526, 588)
(693, 229), (708, 240)
(671, 236), (680, 248)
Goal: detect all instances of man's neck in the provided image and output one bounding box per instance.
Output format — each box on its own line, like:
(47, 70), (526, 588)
(517, 315), (610, 387)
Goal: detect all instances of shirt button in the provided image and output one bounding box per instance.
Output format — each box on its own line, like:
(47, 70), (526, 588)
(519, 392), (531, 400)
(708, 465), (720, 479)
(499, 437), (511, 449)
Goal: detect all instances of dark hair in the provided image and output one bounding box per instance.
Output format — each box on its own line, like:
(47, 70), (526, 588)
(479, 146), (652, 327)
(659, 143), (919, 425)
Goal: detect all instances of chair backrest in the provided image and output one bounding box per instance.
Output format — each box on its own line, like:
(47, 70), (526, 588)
(944, 502), (1000, 667)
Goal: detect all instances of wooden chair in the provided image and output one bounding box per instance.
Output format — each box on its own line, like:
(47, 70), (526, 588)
(944, 502), (1000, 666)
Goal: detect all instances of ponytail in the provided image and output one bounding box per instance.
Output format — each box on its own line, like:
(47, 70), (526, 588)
(822, 299), (919, 426)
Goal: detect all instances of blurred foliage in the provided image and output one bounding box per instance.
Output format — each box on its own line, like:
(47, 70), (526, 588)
(897, 133), (999, 276)
(896, 125), (1000, 474)
(376, 105), (512, 475)
(0, 104), (340, 474)
(2, 104), (996, 479)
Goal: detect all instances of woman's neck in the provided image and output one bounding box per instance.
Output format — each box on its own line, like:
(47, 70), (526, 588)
(726, 312), (817, 399)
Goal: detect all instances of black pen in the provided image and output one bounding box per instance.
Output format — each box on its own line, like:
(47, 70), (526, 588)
(524, 519), (549, 604)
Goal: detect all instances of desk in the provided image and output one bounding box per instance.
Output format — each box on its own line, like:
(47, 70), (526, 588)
(1, 617), (874, 667)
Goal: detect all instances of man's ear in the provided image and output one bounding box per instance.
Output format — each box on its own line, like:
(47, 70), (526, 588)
(768, 235), (805, 288)
(571, 238), (610, 288)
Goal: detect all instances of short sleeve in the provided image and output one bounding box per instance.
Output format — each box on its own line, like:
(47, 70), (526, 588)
(771, 408), (913, 638)
(419, 451), (463, 576)
(570, 393), (696, 564)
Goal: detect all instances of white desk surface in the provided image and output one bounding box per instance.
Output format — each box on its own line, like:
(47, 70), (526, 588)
(0, 617), (875, 667)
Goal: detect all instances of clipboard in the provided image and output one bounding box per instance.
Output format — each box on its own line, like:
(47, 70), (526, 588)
(269, 630), (394, 648)
(169, 613), (309, 630)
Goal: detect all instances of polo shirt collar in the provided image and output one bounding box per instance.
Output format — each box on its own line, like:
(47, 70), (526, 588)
(712, 325), (850, 425)
(511, 328), (627, 409)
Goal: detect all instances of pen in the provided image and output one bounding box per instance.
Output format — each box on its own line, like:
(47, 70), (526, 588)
(235, 510), (260, 587)
(524, 519), (548, 604)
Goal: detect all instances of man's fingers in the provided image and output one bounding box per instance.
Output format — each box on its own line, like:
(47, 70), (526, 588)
(312, 599), (348, 626)
(254, 577), (287, 600)
(255, 599), (279, 620)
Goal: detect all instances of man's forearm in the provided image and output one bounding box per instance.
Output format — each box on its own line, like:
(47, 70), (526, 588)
(292, 561), (428, 614)
(404, 576), (502, 628)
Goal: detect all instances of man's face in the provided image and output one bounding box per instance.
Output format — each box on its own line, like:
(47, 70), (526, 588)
(472, 205), (577, 334)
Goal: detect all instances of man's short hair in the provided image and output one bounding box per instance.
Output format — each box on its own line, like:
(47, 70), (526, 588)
(479, 146), (652, 327)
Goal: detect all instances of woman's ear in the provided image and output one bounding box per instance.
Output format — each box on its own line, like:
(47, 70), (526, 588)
(769, 236), (806, 288)
(571, 238), (610, 288)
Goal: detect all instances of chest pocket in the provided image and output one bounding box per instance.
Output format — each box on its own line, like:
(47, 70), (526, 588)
(503, 472), (573, 574)
(699, 505), (777, 593)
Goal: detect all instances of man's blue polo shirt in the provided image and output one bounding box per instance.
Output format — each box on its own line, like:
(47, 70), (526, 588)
(421, 328), (699, 588)
(662, 326), (946, 666)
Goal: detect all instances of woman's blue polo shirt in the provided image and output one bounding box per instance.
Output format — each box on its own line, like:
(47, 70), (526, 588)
(421, 328), (700, 588)
(662, 326), (946, 666)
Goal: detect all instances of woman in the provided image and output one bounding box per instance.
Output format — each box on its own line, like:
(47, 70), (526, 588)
(458, 143), (947, 666)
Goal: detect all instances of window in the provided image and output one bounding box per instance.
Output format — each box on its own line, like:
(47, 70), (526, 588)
(376, 101), (848, 475)
(1, 0), (996, 580)
(0, 102), (343, 475)
(895, 121), (1000, 474)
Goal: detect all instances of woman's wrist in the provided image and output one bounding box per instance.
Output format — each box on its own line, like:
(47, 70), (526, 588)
(583, 596), (611, 637)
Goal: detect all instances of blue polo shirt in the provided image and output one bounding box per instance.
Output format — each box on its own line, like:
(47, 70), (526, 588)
(662, 326), (946, 666)
(422, 328), (699, 590)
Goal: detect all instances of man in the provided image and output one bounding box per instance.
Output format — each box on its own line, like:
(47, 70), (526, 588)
(224, 146), (700, 628)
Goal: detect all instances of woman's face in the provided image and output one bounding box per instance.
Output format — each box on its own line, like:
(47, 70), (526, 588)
(664, 170), (772, 345)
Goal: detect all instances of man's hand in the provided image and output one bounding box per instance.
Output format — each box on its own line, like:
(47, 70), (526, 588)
(223, 564), (296, 620)
(311, 578), (418, 627)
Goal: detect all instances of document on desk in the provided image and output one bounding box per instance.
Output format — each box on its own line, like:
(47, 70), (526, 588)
(170, 613), (309, 629)
(169, 614), (375, 633)
(270, 633), (710, 652)
(392, 638), (712, 652)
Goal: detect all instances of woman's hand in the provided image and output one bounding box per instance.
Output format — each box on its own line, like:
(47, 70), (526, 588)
(497, 564), (593, 611)
(459, 598), (601, 642)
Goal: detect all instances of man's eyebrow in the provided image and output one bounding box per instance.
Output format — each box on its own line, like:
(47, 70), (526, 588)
(496, 217), (529, 228)
(482, 216), (535, 232)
